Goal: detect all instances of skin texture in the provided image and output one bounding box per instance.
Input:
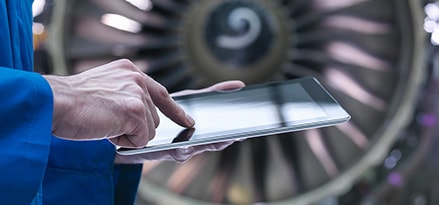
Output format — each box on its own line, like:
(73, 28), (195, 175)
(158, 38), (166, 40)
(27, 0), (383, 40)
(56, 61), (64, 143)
(115, 80), (246, 164)
(44, 59), (195, 148)
(44, 58), (246, 163)
(114, 141), (237, 164)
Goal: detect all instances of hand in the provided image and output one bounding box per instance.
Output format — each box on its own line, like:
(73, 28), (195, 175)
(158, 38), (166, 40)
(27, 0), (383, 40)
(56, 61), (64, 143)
(114, 80), (246, 164)
(115, 141), (236, 164)
(44, 59), (194, 148)
(170, 80), (246, 97)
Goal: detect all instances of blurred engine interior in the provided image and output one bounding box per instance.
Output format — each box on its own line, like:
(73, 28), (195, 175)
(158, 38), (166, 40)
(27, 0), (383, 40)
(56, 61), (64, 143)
(32, 0), (439, 204)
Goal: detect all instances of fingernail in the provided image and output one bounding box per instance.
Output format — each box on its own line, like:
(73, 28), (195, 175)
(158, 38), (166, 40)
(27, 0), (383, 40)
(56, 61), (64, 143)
(186, 114), (195, 127)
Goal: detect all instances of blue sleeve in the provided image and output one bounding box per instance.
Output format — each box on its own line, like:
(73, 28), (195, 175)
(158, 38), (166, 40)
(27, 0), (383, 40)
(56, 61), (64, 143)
(0, 67), (53, 204)
(1, 1), (142, 204)
(42, 138), (143, 205)
(0, 67), (143, 205)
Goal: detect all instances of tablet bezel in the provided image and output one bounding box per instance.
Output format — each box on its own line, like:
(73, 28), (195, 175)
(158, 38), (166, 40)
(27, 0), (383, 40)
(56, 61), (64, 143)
(117, 77), (350, 155)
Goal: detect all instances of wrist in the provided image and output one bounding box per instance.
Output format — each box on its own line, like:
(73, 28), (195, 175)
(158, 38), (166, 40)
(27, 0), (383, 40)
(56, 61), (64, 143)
(43, 75), (73, 132)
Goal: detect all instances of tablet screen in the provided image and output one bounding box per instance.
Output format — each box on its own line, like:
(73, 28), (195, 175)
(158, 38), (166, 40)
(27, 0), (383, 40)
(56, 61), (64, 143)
(117, 77), (350, 154)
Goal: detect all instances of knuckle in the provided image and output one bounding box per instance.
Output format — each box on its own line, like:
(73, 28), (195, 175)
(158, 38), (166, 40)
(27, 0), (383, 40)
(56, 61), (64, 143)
(131, 72), (146, 86)
(131, 85), (145, 97)
(173, 107), (186, 119)
(123, 98), (145, 114)
(156, 84), (170, 99)
(116, 59), (138, 71)
(117, 58), (133, 66)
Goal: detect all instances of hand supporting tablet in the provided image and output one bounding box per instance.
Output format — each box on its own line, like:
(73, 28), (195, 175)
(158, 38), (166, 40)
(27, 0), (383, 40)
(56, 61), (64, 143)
(117, 77), (350, 156)
(115, 140), (238, 164)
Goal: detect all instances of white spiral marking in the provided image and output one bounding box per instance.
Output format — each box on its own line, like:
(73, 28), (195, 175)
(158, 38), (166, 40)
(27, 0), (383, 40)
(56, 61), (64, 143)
(216, 7), (262, 49)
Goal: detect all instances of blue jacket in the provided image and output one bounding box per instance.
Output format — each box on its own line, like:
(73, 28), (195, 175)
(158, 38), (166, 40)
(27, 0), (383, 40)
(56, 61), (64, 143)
(0, 1), (142, 204)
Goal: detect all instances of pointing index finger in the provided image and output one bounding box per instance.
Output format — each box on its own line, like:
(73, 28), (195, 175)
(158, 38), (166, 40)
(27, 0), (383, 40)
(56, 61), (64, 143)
(145, 76), (195, 128)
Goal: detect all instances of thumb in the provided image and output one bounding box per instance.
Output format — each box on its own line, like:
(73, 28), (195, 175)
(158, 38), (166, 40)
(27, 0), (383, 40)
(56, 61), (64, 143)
(109, 134), (149, 148)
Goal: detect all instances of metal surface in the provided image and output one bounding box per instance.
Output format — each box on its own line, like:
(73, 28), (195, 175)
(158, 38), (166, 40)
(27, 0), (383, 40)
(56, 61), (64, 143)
(46, 0), (427, 204)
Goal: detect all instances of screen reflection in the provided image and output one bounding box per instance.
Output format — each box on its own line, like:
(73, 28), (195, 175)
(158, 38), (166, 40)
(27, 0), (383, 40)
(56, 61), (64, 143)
(147, 83), (327, 147)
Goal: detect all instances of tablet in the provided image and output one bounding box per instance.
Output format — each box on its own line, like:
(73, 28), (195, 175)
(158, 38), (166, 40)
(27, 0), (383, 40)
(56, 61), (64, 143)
(116, 77), (350, 155)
